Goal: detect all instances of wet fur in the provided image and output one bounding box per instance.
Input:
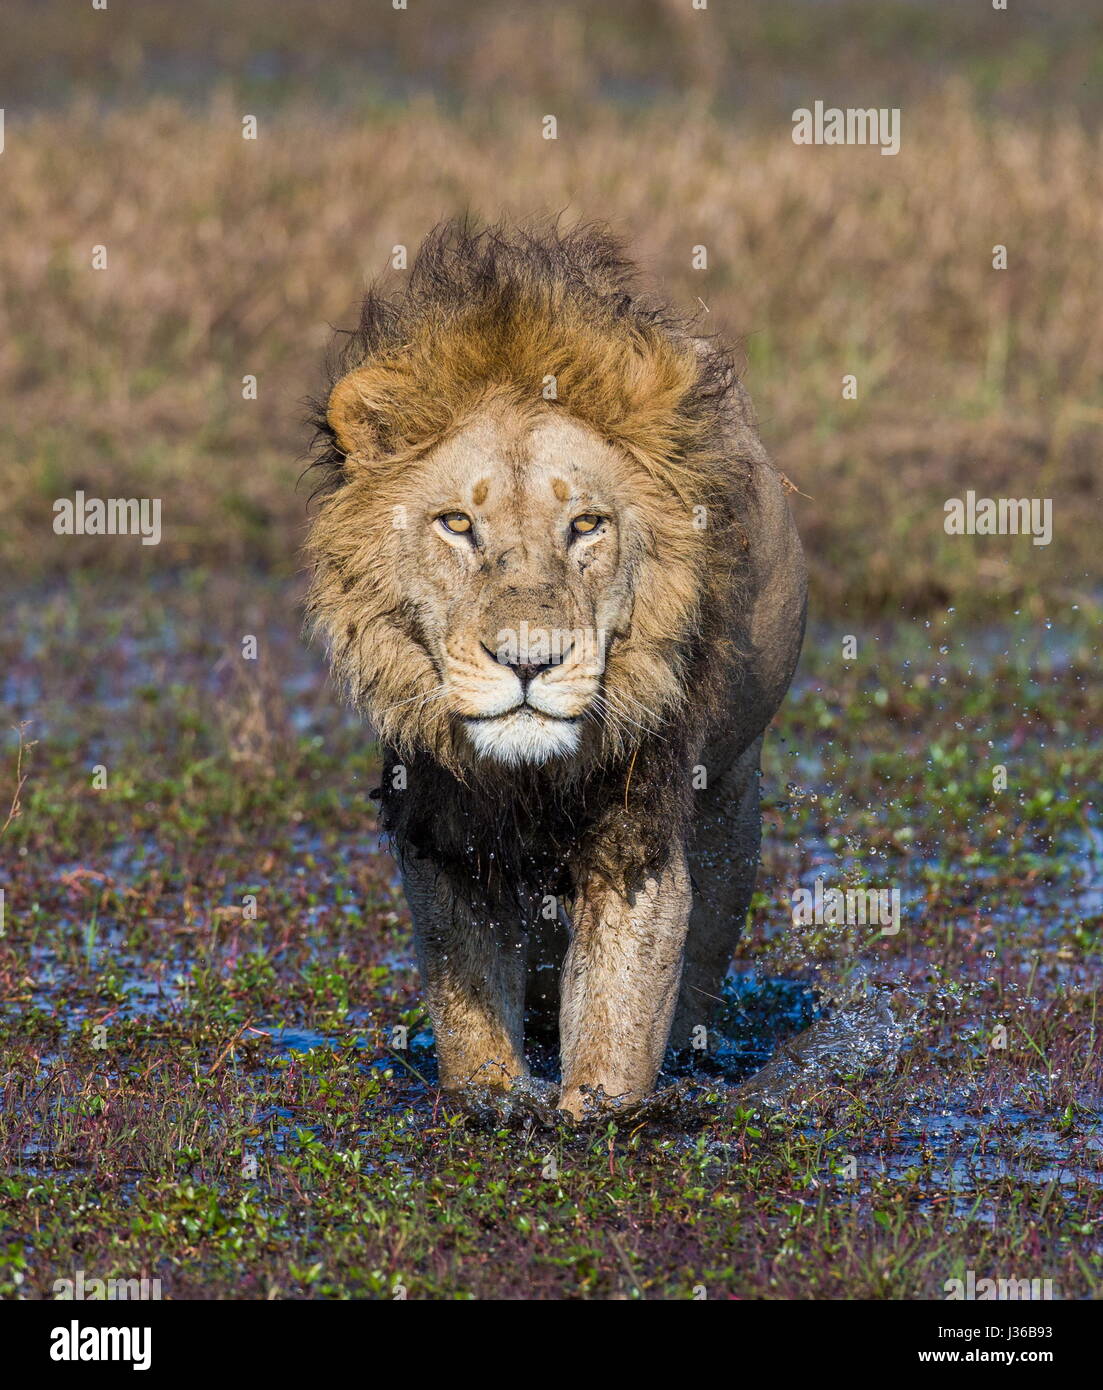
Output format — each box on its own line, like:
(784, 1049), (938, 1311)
(308, 221), (750, 894)
(305, 219), (806, 1116)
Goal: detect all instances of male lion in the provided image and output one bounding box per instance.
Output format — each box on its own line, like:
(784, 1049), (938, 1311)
(306, 221), (806, 1119)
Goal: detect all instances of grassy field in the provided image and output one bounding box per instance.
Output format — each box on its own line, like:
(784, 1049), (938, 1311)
(0, 581), (1099, 1298)
(1, 0), (1100, 1301)
(1, 92), (1100, 614)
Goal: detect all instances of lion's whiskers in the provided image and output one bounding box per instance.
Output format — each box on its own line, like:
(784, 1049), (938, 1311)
(591, 690), (666, 743)
(374, 686), (446, 719)
(605, 686), (663, 724)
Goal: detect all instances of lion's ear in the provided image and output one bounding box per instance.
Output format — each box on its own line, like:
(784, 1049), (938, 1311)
(326, 365), (396, 459)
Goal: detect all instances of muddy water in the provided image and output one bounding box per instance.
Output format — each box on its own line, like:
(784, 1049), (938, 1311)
(4, 604), (1100, 1220)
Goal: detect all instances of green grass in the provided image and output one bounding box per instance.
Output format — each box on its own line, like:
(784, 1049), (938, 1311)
(1, 577), (1099, 1298)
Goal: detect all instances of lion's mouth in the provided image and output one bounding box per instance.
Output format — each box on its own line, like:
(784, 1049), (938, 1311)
(464, 706), (580, 724)
(461, 702), (585, 765)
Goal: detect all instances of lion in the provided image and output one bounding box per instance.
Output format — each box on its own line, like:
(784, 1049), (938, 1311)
(305, 220), (806, 1119)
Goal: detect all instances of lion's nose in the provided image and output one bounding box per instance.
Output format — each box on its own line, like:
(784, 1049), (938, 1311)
(482, 644), (563, 690)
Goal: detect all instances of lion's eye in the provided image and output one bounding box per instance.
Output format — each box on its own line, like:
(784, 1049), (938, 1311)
(439, 513), (473, 536)
(570, 514), (603, 536)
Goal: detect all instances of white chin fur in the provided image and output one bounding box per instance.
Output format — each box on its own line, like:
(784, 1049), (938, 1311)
(464, 710), (581, 766)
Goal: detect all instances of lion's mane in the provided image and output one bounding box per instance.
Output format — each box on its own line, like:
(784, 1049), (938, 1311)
(306, 219), (760, 908)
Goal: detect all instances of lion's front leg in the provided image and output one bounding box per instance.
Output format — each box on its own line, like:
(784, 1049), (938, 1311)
(401, 856), (527, 1094)
(558, 845), (691, 1119)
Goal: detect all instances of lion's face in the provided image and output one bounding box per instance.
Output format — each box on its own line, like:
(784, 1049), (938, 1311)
(309, 390), (706, 772)
(309, 391), (705, 778)
(388, 401), (638, 766)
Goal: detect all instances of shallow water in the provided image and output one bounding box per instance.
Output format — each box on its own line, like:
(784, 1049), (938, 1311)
(4, 605), (1100, 1262)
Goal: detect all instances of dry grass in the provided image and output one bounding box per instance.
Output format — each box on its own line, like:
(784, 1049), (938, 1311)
(2, 89), (1100, 613)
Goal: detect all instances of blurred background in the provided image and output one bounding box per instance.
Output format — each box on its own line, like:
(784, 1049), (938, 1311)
(1, 0), (1099, 614)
